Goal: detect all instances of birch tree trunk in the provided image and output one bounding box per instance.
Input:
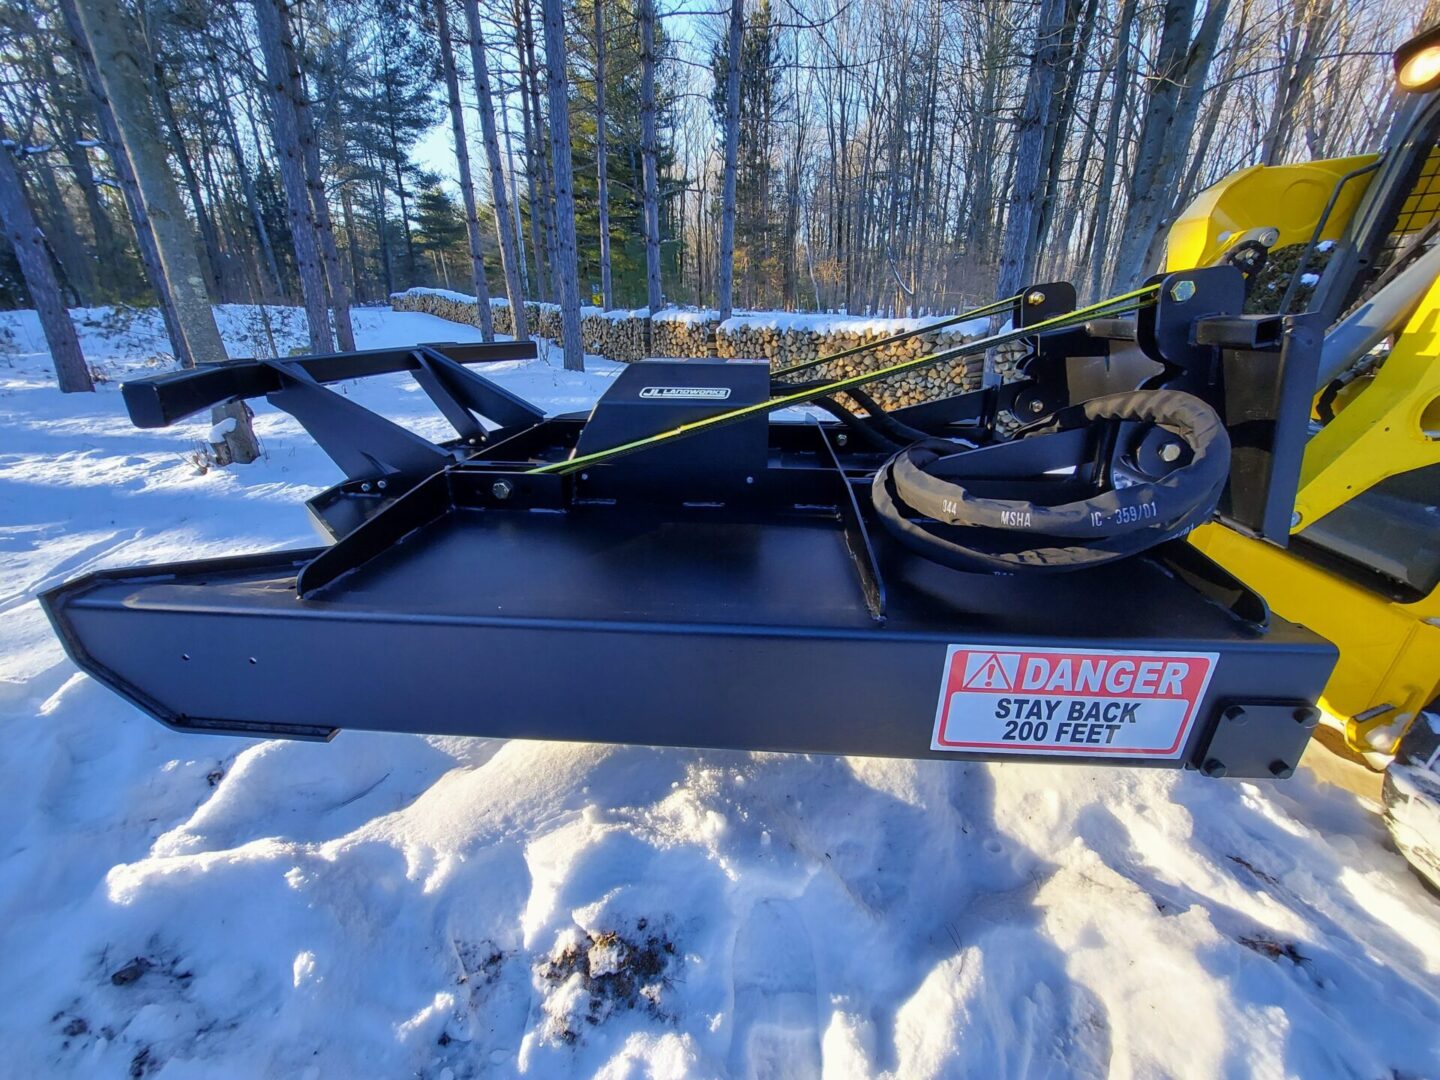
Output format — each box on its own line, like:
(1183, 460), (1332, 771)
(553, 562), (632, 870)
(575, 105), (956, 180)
(276, 0), (356, 350)
(593, 0), (613, 310)
(638, 0), (663, 314)
(716, 0), (744, 321)
(75, 0), (258, 463)
(0, 138), (91, 392)
(462, 0), (529, 339)
(434, 0), (495, 339)
(254, 0), (334, 353)
(539, 0), (584, 369)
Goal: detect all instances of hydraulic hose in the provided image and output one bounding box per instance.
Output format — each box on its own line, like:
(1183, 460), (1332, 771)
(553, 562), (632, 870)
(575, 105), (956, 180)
(870, 390), (1231, 573)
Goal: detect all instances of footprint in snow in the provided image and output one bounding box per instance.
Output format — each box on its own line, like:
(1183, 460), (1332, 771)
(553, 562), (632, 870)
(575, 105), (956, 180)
(727, 899), (821, 1080)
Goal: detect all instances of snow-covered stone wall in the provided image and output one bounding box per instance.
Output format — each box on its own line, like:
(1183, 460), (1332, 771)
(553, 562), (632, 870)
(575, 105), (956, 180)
(390, 287), (987, 409)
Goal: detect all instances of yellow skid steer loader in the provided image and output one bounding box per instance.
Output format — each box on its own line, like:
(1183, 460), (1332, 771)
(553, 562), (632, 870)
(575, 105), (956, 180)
(1187, 24), (1440, 885)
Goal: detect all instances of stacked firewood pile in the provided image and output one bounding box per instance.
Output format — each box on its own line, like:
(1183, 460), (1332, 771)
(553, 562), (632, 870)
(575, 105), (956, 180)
(392, 289), (489, 329)
(717, 318), (983, 410)
(584, 310), (649, 360)
(390, 289), (987, 410)
(650, 311), (719, 358)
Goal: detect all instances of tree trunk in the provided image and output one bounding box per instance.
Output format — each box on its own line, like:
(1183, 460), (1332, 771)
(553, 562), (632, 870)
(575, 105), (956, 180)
(75, 0), (257, 462)
(1087, 0), (1138, 301)
(499, 86), (530, 297)
(513, 5), (547, 300)
(435, 0), (495, 339)
(522, 1), (560, 302)
(716, 0), (744, 321)
(1108, 0), (1198, 291)
(0, 138), (92, 392)
(462, 0), (529, 339)
(539, 0), (584, 369)
(1134, 0), (1232, 275)
(56, 0), (189, 364)
(210, 55), (283, 301)
(638, 0), (663, 314)
(254, 0), (334, 353)
(152, 63), (228, 301)
(996, 0), (1067, 301)
(276, 0), (356, 350)
(593, 0), (613, 310)
(41, 47), (122, 300)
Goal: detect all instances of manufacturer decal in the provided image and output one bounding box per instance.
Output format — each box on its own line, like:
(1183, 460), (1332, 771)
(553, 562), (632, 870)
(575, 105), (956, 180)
(931, 645), (1217, 758)
(639, 386), (732, 401)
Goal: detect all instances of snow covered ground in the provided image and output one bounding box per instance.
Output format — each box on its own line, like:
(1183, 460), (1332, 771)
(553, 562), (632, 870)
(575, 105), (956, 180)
(1, 304), (1437, 1079)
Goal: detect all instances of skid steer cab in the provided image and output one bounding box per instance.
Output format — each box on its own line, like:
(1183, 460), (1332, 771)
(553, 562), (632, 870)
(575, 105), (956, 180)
(1177, 23), (1440, 884)
(47, 32), (1440, 791)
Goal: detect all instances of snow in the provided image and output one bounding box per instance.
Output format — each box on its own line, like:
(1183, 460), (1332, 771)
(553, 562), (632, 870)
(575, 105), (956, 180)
(651, 307), (720, 325)
(718, 310), (990, 337)
(2, 304), (1439, 1078)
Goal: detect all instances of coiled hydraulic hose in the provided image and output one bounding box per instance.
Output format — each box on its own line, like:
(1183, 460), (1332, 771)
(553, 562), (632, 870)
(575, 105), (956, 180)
(870, 390), (1231, 573)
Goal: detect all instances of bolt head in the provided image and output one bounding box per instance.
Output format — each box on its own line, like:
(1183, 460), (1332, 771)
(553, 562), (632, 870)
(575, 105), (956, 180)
(1259, 227), (1280, 247)
(360, 482), (372, 493)
(1269, 760), (1294, 779)
(377, 479), (387, 490)
(1159, 442), (1181, 463)
(1202, 758), (1228, 779)
(1025, 290), (1046, 306)
(491, 480), (513, 499)
(1292, 706), (1319, 729)
(1169, 279), (1197, 303)
(1290, 510), (1303, 529)
(835, 432), (848, 447)
(1029, 399), (1045, 413)
(1223, 705), (1248, 725)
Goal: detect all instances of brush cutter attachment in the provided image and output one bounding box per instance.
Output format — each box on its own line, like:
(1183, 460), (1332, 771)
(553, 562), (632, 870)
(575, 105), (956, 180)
(42, 270), (1337, 778)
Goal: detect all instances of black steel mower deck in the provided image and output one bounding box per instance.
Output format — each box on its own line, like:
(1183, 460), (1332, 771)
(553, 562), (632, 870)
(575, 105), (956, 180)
(42, 281), (1338, 779)
(45, 449), (1331, 774)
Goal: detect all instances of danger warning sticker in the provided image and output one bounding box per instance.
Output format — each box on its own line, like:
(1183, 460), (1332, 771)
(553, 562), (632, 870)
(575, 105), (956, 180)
(931, 645), (1218, 758)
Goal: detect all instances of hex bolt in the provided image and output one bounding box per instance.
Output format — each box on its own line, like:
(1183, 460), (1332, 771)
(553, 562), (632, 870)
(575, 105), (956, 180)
(1026, 290), (1046, 306)
(491, 480), (513, 500)
(1223, 705), (1248, 725)
(1292, 706), (1319, 729)
(835, 432), (849, 447)
(1202, 758), (1228, 778)
(1269, 760), (1295, 779)
(360, 482), (372, 493)
(1159, 442), (1181, 463)
(1029, 399), (1046, 414)
(1169, 279), (1197, 303)
(377, 479), (388, 491)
